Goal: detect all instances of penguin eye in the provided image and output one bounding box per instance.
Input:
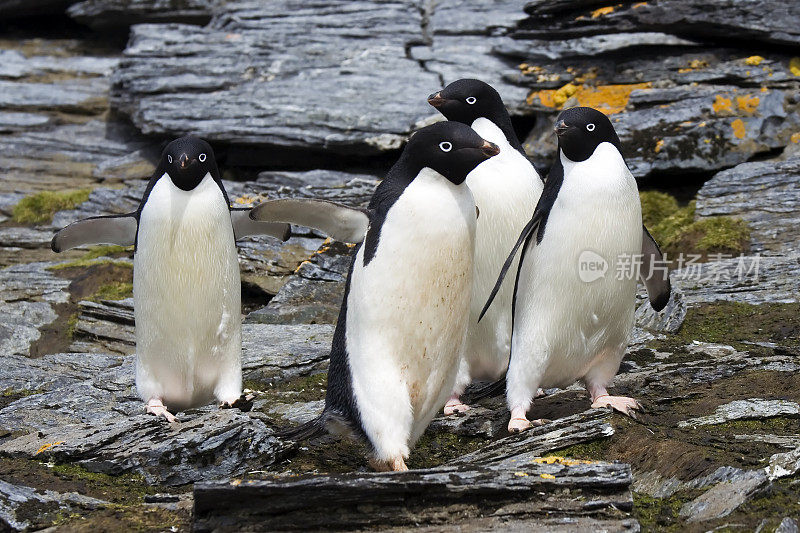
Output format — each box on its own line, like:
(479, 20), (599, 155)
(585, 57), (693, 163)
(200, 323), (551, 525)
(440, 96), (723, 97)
(199, 153), (207, 162)
(586, 123), (596, 132)
(439, 141), (452, 152)
(466, 96), (477, 105)
(167, 155), (173, 163)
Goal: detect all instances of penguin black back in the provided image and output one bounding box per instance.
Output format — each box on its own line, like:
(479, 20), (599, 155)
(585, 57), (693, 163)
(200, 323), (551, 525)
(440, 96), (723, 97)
(428, 78), (525, 155)
(554, 107), (621, 162)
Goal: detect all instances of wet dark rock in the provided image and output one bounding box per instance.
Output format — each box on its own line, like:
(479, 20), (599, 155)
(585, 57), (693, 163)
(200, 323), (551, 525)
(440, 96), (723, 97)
(0, 0), (73, 18)
(0, 479), (106, 532)
(193, 460), (635, 532)
(696, 157), (800, 254)
(68, 0), (217, 30)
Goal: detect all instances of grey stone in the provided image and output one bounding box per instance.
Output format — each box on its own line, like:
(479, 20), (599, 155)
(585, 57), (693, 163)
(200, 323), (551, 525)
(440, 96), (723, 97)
(0, 49), (118, 79)
(696, 157), (800, 254)
(679, 470), (768, 522)
(498, 32), (700, 61)
(241, 323), (333, 384)
(0, 479), (106, 532)
(767, 446), (800, 481)
(776, 518), (799, 533)
(266, 400), (325, 424)
(68, 0), (217, 30)
(428, 406), (508, 439)
(678, 399), (800, 428)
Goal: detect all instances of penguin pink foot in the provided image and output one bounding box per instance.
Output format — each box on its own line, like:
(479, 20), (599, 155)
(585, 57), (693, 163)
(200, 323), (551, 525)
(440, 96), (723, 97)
(507, 407), (549, 433)
(146, 398), (177, 423)
(219, 393), (255, 412)
(443, 394), (470, 416)
(369, 456), (409, 472)
(591, 393), (643, 419)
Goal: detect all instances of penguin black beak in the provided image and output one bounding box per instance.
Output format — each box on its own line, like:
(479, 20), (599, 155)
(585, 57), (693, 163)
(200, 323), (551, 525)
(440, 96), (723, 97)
(481, 141), (500, 158)
(554, 120), (570, 137)
(428, 92), (446, 108)
(178, 153), (189, 169)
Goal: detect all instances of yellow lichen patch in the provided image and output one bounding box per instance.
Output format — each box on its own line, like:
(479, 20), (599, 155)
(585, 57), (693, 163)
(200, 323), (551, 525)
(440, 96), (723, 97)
(633, 2), (648, 7)
(712, 94), (733, 114)
(532, 455), (595, 466)
(35, 441), (64, 455)
(654, 139), (665, 153)
(731, 119), (746, 139)
(514, 472), (528, 477)
(791, 132), (800, 144)
(591, 6), (615, 18)
(235, 194), (261, 205)
(528, 82), (650, 114)
(790, 57), (800, 77)
(745, 55), (764, 66)
(540, 473), (556, 480)
(736, 94), (760, 114)
(230, 479), (242, 486)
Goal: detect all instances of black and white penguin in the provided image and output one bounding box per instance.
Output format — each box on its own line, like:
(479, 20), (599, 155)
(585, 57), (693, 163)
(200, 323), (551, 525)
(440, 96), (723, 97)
(428, 79), (543, 415)
(481, 107), (671, 433)
(250, 122), (498, 471)
(52, 135), (290, 423)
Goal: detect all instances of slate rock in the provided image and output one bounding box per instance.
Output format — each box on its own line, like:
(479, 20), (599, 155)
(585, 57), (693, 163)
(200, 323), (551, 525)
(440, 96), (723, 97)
(678, 469), (768, 522)
(678, 399), (800, 428)
(68, 0), (217, 31)
(0, 479), (106, 532)
(0, 0), (73, 18)
(696, 157), (800, 254)
(767, 446), (800, 480)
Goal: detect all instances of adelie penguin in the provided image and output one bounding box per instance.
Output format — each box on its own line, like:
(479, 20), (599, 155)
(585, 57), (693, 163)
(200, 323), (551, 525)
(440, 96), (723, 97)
(250, 122), (498, 471)
(51, 135), (290, 423)
(428, 79), (543, 415)
(481, 107), (671, 433)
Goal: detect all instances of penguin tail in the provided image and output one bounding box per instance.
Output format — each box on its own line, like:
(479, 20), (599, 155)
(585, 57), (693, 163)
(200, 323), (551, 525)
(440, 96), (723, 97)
(462, 377), (506, 404)
(275, 416), (327, 441)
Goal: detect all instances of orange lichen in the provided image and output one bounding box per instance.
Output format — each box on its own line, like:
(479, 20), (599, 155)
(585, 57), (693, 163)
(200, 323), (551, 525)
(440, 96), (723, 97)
(791, 132), (800, 144)
(35, 441), (64, 455)
(745, 56), (764, 66)
(591, 6), (615, 17)
(527, 82), (650, 114)
(654, 139), (665, 153)
(736, 94), (760, 114)
(532, 456), (595, 466)
(712, 95), (732, 114)
(790, 57), (800, 76)
(731, 119), (746, 139)
(633, 2), (648, 7)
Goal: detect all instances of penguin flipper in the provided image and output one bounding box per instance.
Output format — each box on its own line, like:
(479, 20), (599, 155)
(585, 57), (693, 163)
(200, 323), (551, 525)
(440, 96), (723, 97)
(230, 208), (291, 241)
(249, 198), (370, 244)
(641, 225), (671, 311)
(51, 214), (138, 253)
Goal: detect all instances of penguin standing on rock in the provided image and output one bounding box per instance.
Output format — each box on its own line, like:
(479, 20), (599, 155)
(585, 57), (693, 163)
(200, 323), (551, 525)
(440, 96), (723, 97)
(481, 107), (671, 433)
(52, 136), (290, 423)
(428, 79), (543, 415)
(250, 122), (498, 471)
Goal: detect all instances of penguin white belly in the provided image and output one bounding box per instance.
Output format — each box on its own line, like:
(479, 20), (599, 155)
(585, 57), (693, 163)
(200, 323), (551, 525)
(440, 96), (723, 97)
(462, 118), (542, 383)
(514, 144), (641, 389)
(134, 173), (241, 411)
(345, 168), (475, 460)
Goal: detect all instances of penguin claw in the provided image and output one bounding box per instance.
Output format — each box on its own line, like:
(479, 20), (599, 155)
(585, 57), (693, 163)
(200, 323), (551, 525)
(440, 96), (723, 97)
(591, 395), (643, 418)
(146, 400), (178, 423)
(219, 393), (255, 412)
(443, 397), (471, 416)
(508, 417), (532, 433)
(369, 457), (408, 472)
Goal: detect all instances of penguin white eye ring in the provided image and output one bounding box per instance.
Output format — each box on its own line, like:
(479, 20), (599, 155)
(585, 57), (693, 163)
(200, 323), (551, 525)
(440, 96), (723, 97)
(586, 123), (596, 132)
(199, 153), (207, 162)
(466, 96), (477, 105)
(167, 155), (173, 163)
(439, 141), (453, 152)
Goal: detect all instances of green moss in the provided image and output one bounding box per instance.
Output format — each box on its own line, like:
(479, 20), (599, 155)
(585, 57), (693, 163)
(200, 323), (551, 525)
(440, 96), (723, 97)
(408, 431), (486, 469)
(12, 189), (91, 224)
(48, 258), (133, 271)
(48, 463), (155, 503)
(1, 388), (41, 398)
(633, 490), (701, 532)
(80, 245), (131, 260)
(705, 416), (800, 434)
(551, 438), (612, 460)
(651, 302), (800, 351)
(90, 282), (133, 302)
(648, 200), (750, 256)
(640, 191), (679, 228)
(65, 312), (79, 340)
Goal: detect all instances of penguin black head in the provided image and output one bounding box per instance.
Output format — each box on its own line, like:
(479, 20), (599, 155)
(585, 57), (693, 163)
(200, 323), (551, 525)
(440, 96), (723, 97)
(404, 121), (499, 185)
(428, 79), (508, 126)
(554, 106), (621, 162)
(160, 135), (218, 191)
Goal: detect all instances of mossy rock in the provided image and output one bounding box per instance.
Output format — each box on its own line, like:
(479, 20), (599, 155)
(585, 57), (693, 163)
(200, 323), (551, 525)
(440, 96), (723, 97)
(90, 281), (133, 302)
(12, 189), (91, 224)
(640, 190), (679, 228)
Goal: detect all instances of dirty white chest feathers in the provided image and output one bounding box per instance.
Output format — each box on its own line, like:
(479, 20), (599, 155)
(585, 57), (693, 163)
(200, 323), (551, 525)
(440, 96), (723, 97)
(345, 168), (476, 461)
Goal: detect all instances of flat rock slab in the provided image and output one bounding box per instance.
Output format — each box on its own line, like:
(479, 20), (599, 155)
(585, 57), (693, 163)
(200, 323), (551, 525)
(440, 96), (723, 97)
(678, 398), (800, 428)
(0, 479), (106, 531)
(679, 470), (769, 522)
(193, 460), (634, 532)
(696, 157), (800, 254)
(68, 0), (216, 30)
